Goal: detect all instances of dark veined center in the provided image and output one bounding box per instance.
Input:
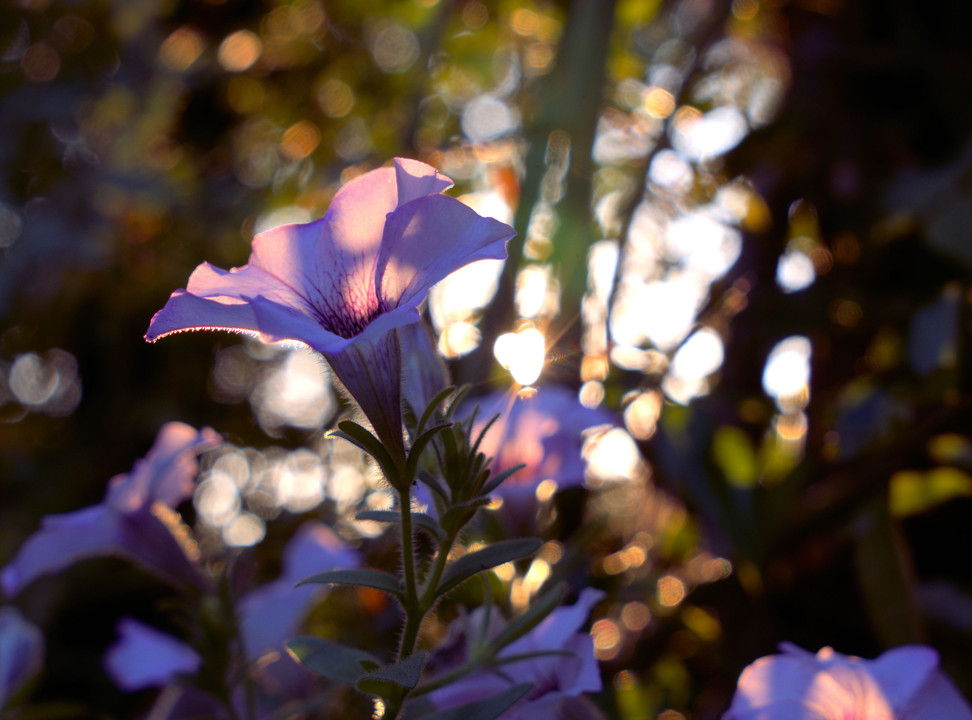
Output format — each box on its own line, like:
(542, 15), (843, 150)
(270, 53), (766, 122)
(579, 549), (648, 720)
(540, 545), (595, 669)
(302, 276), (383, 339)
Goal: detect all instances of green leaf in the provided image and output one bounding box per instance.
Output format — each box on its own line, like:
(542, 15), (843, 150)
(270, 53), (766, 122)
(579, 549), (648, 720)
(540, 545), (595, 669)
(481, 464), (526, 495)
(712, 425), (758, 489)
(418, 386), (456, 436)
(295, 569), (403, 599)
(406, 423), (452, 482)
(487, 582), (565, 654)
(286, 637), (379, 686)
(333, 421), (399, 482)
(355, 510), (443, 539)
(357, 651), (428, 696)
(437, 539), (542, 598)
(440, 497), (491, 534)
(416, 683), (532, 720)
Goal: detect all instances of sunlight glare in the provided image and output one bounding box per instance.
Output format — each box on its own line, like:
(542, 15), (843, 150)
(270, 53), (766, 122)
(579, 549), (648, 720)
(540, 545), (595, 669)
(762, 336), (811, 411)
(494, 326), (545, 385)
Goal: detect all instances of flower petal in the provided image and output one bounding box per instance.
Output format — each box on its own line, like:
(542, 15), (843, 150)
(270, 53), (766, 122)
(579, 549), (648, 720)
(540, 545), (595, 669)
(237, 523), (360, 662)
(867, 645), (939, 713)
(104, 618), (201, 691)
(106, 422), (220, 511)
(246, 160), (449, 340)
(903, 671), (972, 719)
(0, 606), (43, 710)
(1, 506), (205, 596)
(394, 157), (453, 203)
(377, 194), (515, 311)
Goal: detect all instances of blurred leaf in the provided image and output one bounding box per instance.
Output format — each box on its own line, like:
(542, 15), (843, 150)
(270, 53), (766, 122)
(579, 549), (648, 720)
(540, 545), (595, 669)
(286, 636), (379, 686)
(890, 468), (972, 517)
(357, 651), (427, 696)
(853, 495), (923, 645)
(436, 539), (542, 598)
(296, 568), (403, 599)
(712, 425), (758, 488)
(355, 510), (443, 539)
(481, 463), (526, 495)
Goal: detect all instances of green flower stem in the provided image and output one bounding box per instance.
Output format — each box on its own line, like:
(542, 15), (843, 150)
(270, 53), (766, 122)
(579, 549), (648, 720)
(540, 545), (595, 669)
(419, 527), (460, 609)
(398, 484), (421, 658)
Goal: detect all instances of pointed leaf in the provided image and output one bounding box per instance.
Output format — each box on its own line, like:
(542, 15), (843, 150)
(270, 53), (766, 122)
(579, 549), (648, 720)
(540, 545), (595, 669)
(356, 510), (443, 539)
(437, 539), (542, 598)
(417, 683), (532, 720)
(418, 386), (456, 436)
(296, 569), (403, 599)
(335, 421), (399, 482)
(286, 636), (379, 686)
(440, 497), (491, 534)
(406, 423), (452, 481)
(357, 651), (428, 696)
(444, 385), (471, 419)
(488, 582), (565, 654)
(481, 464), (527, 495)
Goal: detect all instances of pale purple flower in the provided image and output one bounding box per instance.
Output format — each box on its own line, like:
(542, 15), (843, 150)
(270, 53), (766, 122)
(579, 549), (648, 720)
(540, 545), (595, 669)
(0, 606), (44, 710)
(465, 386), (614, 523)
(146, 159), (514, 460)
(725, 642), (972, 720)
(429, 588), (605, 720)
(103, 619), (202, 692)
(1, 422), (220, 597)
(104, 522), (359, 719)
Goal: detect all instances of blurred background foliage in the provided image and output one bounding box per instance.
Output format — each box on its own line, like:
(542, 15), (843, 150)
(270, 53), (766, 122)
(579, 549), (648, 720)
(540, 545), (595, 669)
(2, 0), (972, 717)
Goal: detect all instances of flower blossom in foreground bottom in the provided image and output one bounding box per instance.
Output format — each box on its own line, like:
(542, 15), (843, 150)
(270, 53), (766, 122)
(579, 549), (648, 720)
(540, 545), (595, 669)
(1, 422), (220, 596)
(105, 523), (359, 719)
(146, 158), (514, 460)
(725, 642), (972, 720)
(0, 606), (44, 711)
(428, 588), (606, 720)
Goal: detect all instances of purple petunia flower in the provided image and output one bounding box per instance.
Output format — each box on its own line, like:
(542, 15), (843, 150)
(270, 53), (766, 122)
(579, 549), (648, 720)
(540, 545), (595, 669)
(0, 606), (44, 711)
(463, 386), (614, 524)
(104, 522), (359, 719)
(428, 588), (605, 720)
(725, 642), (972, 720)
(146, 159), (514, 461)
(1, 422), (220, 597)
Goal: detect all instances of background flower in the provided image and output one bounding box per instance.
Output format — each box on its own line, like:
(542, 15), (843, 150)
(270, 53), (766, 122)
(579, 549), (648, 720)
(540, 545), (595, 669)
(104, 522), (359, 719)
(1, 422), (220, 597)
(725, 642), (972, 720)
(0, 606), (44, 712)
(428, 588), (605, 720)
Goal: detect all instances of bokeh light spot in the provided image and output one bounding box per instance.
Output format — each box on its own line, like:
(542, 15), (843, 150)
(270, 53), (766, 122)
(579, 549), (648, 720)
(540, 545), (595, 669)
(317, 79), (355, 118)
(159, 27), (205, 72)
(21, 43), (60, 82)
(218, 30), (261, 72)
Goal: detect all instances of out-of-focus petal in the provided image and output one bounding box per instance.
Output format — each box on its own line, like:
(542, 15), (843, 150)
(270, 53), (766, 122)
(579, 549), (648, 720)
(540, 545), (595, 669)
(905, 672), (972, 719)
(237, 523), (359, 662)
(107, 422), (221, 511)
(377, 194), (515, 310)
(1, 506), (205, 596)
(429, 588), (603, 715)
(865, 645), (938, 713)
(3, 423), (215, 596)
(104, 618), (201, 691)
(725, 643), (972, 720)
(398, 321), (450, 422)
(0, 606), (44, 709)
